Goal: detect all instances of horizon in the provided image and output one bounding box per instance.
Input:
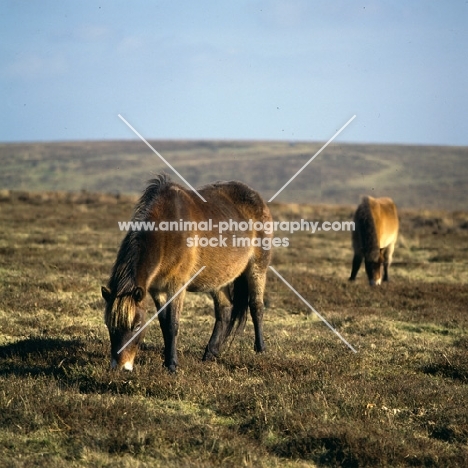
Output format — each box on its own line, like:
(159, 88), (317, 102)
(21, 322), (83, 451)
(0, 137), (466, 149)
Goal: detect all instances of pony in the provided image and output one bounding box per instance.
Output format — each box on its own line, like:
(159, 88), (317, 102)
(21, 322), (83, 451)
(349, 196), (399, 286)
(101, 174), (272, 371)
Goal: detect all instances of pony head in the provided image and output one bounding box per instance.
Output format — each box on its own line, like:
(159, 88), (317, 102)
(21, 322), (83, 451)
(364, 261), (381, 286)
(364, 250), (384, 286)
(101, 286), (147, 371)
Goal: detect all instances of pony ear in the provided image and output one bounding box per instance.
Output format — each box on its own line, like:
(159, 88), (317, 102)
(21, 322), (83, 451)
(133, 287), (146, 303)
(101, 286), (112, 303)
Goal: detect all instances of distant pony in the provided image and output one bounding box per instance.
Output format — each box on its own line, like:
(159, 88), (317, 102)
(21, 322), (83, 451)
(349, 196), (399, 286)
(102, 175), (272, 372)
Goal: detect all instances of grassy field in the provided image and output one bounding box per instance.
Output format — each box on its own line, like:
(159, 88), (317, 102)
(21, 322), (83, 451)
(0, 140), (467, 210)
(1, 185), (467, 467)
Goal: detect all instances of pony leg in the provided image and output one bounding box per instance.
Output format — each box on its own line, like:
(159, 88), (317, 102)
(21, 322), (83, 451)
(157, 290), (185, 372)
(349, 253), (363, 281)
(382, 243), (395, 282)
(151, 292), (167, 359)
(246, 269), (267, 353)
(203, 287), (232, 361)
(156, 306), (172, 366)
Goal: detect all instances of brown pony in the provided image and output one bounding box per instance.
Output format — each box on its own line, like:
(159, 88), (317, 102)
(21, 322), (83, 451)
(101, 175), (272, 371)
(349, 196), (399, 286)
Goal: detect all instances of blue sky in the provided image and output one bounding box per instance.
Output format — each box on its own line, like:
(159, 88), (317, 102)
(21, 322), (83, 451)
(1, 0), (467, 145)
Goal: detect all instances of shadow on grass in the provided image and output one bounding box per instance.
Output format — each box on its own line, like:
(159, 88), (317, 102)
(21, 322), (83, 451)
(0, 336), (184, 397)
(421, 360), (468, 382)
(0, 336), (117, 393)
(0, 337), (86, 374)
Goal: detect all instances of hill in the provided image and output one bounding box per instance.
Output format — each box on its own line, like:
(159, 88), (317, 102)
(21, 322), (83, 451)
(1, 140), (467, 210)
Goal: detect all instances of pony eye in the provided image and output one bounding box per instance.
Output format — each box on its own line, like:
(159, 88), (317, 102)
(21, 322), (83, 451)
(133, 322), (142, 332)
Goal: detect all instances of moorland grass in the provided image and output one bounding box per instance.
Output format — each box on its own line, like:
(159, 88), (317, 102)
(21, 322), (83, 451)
(0, 193), (467, 466)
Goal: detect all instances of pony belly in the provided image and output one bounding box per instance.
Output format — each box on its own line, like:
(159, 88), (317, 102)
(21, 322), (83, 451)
(190, 259), (250, 292)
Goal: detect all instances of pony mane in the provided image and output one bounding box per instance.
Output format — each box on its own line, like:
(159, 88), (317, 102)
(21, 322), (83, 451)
(106, 174), (171, 329)
(105, 295), (136, 330)
(133, 174), (171, 222)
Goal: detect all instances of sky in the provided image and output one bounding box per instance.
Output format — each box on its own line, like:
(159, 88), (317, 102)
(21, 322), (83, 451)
(1, 0), (467, 146)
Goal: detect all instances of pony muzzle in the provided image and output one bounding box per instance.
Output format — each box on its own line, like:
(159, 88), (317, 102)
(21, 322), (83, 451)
(111, 359), (134, 371)
(111, 349), (136, 371)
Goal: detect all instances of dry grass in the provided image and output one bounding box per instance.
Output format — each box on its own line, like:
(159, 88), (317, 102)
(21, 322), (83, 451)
(0, 192), (467, 467)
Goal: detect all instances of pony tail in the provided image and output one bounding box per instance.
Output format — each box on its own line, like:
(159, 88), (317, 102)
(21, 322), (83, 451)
(225, 273), (249, 339)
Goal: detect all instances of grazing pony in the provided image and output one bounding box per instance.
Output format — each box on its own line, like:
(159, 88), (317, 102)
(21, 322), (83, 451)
(101, 175), (272, 371)
(349, 196), (399, 286)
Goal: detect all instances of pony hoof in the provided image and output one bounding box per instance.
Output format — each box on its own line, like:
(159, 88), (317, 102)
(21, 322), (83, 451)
(163, 362), (178, 373)
(202, 345), (219, 362)
(202, 352), (217, 362)
(254, 345), (266, 353)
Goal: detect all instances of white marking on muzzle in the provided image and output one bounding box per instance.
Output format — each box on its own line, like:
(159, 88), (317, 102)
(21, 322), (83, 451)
(111, 358), (134, 371)
(123, 361), (134, 372)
